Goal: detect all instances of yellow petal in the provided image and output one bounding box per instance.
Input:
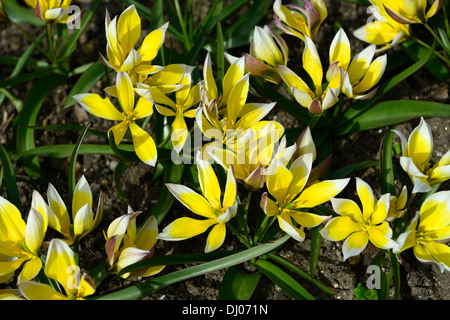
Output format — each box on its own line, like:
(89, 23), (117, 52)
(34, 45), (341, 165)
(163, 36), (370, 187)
(156, 217), (216, 241)
(419, 191), (450, 232)
(285, 153), (313, 202)
(196, 153), (222, 210)
(205, 223), (226, 252)
(290, 210), (329, 228)
(0, 257), (27, 283)
(370, 194), (390, 225)
(24, 209), (45, 255)
(129, 122), (157, 166)
(72, 175), (93, 220)
(226, 73), (250, 126)
(44, 239), (77, 295)
(330, 197), (363, 221)
(117, 5), (141, 54)
(0, 197), (26, 245)
(18, 281), (67, 300)
(347, 45), (375, 84)
(165, 184), (216, 219)
(135, 216), (158, 251)
(72, 93), (122, 121)
(47, 184), (70, 236)
(353, 22), (406, 46)
(203, 53), (219, 103)
(116, 72), (135, 114)
(234, 102), (276, 131)
(138, 22), (168, 62)
(108, 121), (129, 145)
(277, 211), (305, 242)
(320, 216), (363, 241)
(329, 28), (351, 71)
(295, 178), (350, 208)
(416, 241), (450, 272)
(368, 222), (394, 249)
(266, 158), (293, 205)
(342, 230), (368, 260)
(356, 177), (375, 220)
(406, 117), (433, 171)
(73, 204), (94, 240)
(352, 55), (386, 94)
(133, 96), (154, 119)
(303, 36), (323, 95)
(260, 192), (280, 216)
(252, 26), (284, 67)
(222, 56), (246, 104)
(17, 257), (42, 282)
(171, 113), (189, 152)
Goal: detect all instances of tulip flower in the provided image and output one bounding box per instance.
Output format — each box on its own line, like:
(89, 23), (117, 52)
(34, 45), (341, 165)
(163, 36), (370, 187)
(206, 122), (294, 191)
(150, 67), (200, 152)
(197, 53), (278, 150)
(387, 186), (408, 221)
(320, 178), (397, 260)
(353, 1), (410, 51)
(381, 0), (443, 24)
(74, 71), (158, 166)
(277, 36), (342, 114)
(0, 195), (47, 283)
(260, 153), (350, 241)
(25, 0), (79, 24)
(18, 239), (96, 300)
(37, 175), (103, 245)
(273, 0), (327, 42)
(393, 117), (450, 193)
(0, 289), (23, 300)
(244, 25), (289, 84)
(157, 153), (238, 252)
(329, 29), (387, 99)
(394, 191), (450, 272)
(101, 5), (167, 76)
(105, 208), (164, 279)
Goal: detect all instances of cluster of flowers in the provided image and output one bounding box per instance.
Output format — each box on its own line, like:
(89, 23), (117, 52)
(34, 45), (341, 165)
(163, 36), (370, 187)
(0, 0), (448, 300)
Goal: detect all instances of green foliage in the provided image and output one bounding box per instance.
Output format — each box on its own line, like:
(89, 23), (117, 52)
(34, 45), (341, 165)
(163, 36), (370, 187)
(353, 283), (377, 300)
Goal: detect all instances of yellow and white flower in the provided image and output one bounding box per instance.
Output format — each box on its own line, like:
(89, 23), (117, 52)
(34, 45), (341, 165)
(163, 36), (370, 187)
(260, 153), (350, 241)
(74, 71), (158, 166)
(329, 28), (387, 99)
(18, 239), (95, 300)
(320, 178), (397, 260)
(273, 0), (327, 42)
(394, 190), (450, 272)
(381, 0), (443, 24)
(393, 117), (450, 193)
(277, 36), (342, 114)
(0, 195), (47, 283)
(157, 153), (237, 252)
(25, 0), (80, 24)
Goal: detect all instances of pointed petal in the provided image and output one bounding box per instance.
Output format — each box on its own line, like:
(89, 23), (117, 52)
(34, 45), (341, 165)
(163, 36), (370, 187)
(165, 184), (216, 219)
(303, 36), (323, 95)
(17, 257), (42, 282)
(277, 212), (306, 242)
(196, 153), (222, 210)
(260, 192), (280, 216)
(321, 216), (362, 241)
(226, 73), (250, 126)
(342, 230), (368, 260)
(116, 72), (135, 113)
(138, 22), (168, 62)
(117, 5), (141, 53)
(352, 55), (386, 94)
(72, 175), (93, 220)
(0, 196), (26, 244)
(129, 122), (157, 166)
(266, 158), (293, 205)
(205, 223), (226, 252)
(222, 166), (237, 209)
(25, 209), (45, 255)
(368, 222), (395, 249)
(295, 178), (350, 208)
(108, 121), (128, 145)
(73, 203), (94, 240)
(47, 184), (70, 236)
(44, 239), (77, 295)
(329, 28), (351, 71)
(156, 217), (216, 241)
(18, 281), (67, 300)
(73, 93), (122, 121)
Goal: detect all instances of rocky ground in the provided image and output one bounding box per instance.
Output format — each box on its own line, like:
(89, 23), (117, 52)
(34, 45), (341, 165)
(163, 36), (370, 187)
(0, 0), (449, 300)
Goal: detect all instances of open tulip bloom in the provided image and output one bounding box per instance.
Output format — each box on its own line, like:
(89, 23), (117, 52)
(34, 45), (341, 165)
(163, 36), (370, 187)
(277, 36), (342, 114)
(380, 0), (443, 24)
(393, 117), (450, 193)
(37, 175), (103, 245)
(105, 208), (164, 279)
(273, 0), (327, 42)
(18, 239), (96, 300)
(394, 191), (450, 272)
(353, 0), (411, 51)
(260, 153), (350, 242)
(320, 178), (397, 261)
(157, 153), (238, 253)
(329, 28), (387, 99)
(0, 196), (47, 283)
(74, 72), (158, 166)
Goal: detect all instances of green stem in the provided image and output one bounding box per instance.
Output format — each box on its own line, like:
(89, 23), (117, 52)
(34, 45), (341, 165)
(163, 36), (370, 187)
(11, 20), (55, 63)
(254, 215), (276, 244)
(227, 222), (251, 248)
(424, 23), (450, 56)
(389, 249), (401, 300)
(243, 191), (252, 240)
(46, 23), (57, 62)
(413, 37), (450, 65)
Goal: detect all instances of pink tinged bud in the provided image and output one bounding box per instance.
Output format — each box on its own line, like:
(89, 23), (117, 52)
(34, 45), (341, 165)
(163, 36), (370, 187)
(383, 5), (417, 24)
(34, 1), (44, 20)
(105, 235), (118, 267)
(307, 154), (333, 185)
(244, 165), (265, 191)
(244, 54), (282, 84)
(303, 0), (320, 29)
(308, 98), (322, 114)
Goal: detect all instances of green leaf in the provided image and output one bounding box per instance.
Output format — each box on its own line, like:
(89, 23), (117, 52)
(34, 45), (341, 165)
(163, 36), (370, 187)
(14, 144), (129, 160)
(0, 144), (21, 213)
(380, 128), (395, 195)
(61, 0), (101, 58)
(63, 61), (107, 109)
(113, 159), (130, 202)
(69, 122), (90, 204)
(334, 40), (436, 134)
(329, 160), (379, 179)
(310, 224), (323, 277)
(0, 67), (56, 88)
(254, 259), (315, 300)
(93, 234), (290, 300)
(218, 265), (262, 300)
(3, 0), (45, 26)
(16, 75), (61, 177)
(336, 100), (450, 135)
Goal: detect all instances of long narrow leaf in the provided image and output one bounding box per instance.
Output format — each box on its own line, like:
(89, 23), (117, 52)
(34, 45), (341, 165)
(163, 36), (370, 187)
(0, 144), (21, 213)
(69, 122), (90, 204)
(93, 234), (290, 300)
(380, 127), (395, 195)
(254, 259), (315, 300)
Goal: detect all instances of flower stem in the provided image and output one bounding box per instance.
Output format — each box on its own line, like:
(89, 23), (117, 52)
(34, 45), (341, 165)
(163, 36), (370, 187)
(413, 37), (450, 65)
(424, 23), (450, 57)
